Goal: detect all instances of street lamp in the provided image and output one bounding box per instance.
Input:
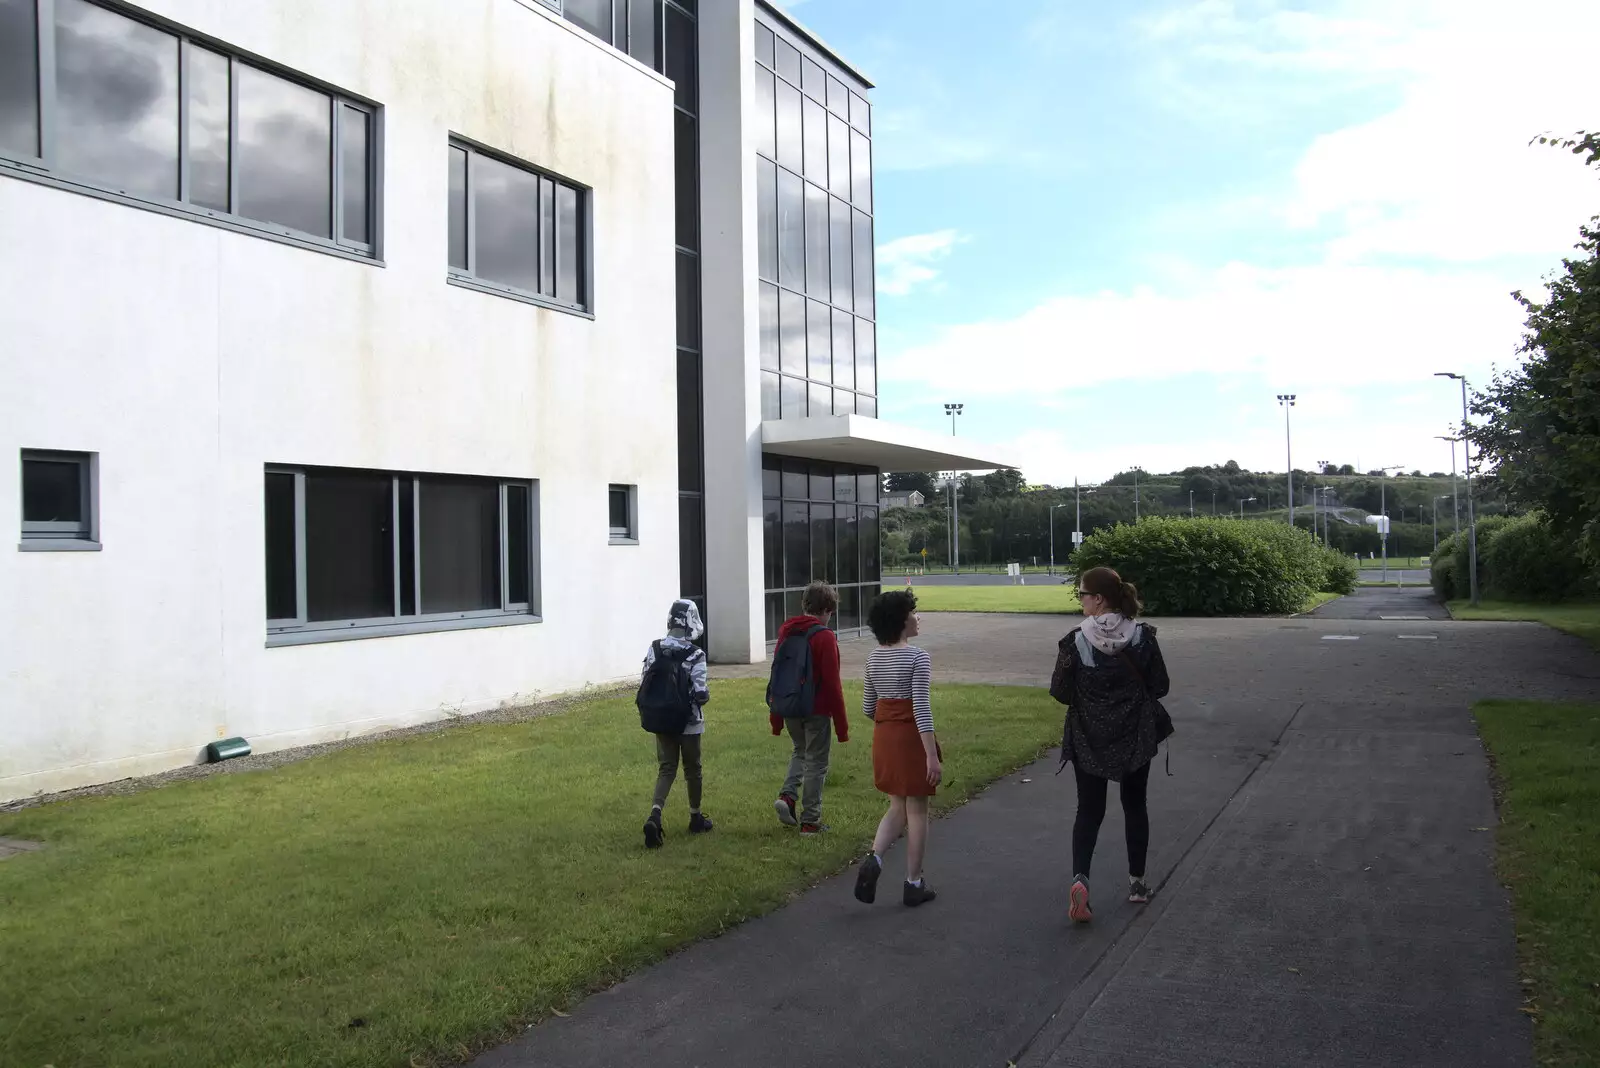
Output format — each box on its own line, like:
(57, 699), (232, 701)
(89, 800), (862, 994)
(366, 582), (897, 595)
(1239, 496), (1257, 518)
(1049, 503), (1068, 576)
(1433, 495), (1452, 553)
(1374, 465), (1404, 580)
(1133, 466), (1141, 521)
(1435, 434), (1461, 540)
(943, 403), (964, 574)
(1319, 486), (1335, 547)
(1277, 394), (1297, 525)
(1434, 374), (1479, 605)
(1075, 481), (1096, 565)
(1189, 489), (1194, 517)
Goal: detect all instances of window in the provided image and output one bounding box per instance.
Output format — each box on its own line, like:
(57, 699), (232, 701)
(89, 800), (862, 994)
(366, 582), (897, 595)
(0, 0), (377, 257)
(447, 138), (590, 313)
(19, 449), (96, 548)
(609, 484), (638, 543)
(760, 456), (880, 641)
(264, 466), (537, 644)
(753, 21), (876, 419)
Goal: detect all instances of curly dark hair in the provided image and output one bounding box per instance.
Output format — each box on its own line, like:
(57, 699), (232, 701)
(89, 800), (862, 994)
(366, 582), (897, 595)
(867, 589), (918, 644)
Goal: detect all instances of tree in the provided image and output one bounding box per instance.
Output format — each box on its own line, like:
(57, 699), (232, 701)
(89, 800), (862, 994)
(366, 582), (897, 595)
(1533, 129), (1600, 166)
(1470, 218), (1600, 569)
(883, 471), (937, 497)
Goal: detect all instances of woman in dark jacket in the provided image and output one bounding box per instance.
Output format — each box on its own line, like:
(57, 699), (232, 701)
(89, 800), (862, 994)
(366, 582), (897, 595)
(1050, 566), (1173, 922)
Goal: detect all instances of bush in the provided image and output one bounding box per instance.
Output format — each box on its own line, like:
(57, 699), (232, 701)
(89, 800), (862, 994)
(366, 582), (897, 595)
(1482, 513), (1595, 602)
(1431, 555), (1457, 600)
(1074, 517), (1337, 616)
(1320, 547), (1359, 595)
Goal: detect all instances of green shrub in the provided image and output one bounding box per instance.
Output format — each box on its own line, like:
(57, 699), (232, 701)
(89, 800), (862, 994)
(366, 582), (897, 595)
(1074, 517), (1334, 616)
(1482, 513), (1595, 602)
(1319, 548), (1358, 595)
(1431, 554), (1457, 600)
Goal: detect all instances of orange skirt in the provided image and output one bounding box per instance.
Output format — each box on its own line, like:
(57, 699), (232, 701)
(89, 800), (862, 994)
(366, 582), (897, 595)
(872, 697), (939, 797)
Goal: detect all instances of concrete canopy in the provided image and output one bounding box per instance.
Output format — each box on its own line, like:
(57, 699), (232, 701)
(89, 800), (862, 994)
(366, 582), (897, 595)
(760, 415), (1016, 473)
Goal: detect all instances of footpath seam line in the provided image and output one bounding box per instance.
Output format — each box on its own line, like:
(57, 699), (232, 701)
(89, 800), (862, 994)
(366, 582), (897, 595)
(1006, 701), (1309, 1068)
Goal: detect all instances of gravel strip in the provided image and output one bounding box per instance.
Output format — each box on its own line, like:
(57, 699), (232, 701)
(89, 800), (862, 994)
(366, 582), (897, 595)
(0, 685), (629, 815)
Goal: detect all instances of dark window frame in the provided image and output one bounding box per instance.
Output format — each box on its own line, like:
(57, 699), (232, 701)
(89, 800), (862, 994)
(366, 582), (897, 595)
(446, 134), (594, 317)
(264, 464), (540, 646)
(608, 483), (639, 544)
(18, 448), (98, 550)
(0, 0), (382, 263)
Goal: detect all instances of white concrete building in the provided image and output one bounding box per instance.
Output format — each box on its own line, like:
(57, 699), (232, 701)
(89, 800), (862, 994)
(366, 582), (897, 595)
(0, 0), (1007, 802)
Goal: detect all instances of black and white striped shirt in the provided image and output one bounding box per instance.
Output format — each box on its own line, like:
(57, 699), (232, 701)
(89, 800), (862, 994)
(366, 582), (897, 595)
(862, 645), (934, 733)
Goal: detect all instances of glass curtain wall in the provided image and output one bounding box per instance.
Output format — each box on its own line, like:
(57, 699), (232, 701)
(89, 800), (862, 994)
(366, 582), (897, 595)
(752, 17), (876, 421)
(762, 456), (880, 641)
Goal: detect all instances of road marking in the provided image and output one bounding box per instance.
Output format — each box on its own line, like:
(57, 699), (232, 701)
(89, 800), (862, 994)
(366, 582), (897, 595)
(1397, 634), (1438, 641)
(1322, 635), (1360, 641)
(1379, 615), (1430, 620)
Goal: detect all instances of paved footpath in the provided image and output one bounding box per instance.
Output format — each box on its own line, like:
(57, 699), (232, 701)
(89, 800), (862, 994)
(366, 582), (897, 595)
(476, 592), (1600, 1068)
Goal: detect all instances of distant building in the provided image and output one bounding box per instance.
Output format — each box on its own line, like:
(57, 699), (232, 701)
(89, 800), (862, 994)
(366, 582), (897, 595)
(883, 491), (927, 510)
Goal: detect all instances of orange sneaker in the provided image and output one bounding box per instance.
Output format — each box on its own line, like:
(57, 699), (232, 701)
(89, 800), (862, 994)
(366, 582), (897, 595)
(1069, 877), (1093, 923)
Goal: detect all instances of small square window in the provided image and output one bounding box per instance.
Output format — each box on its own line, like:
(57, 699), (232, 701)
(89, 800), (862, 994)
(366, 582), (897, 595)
(609, 484), (638, 543)
(20, 450), (98, 549)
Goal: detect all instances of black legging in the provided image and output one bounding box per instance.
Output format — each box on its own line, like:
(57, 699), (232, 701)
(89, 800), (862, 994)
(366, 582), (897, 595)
(1072, 762), (1151, 879)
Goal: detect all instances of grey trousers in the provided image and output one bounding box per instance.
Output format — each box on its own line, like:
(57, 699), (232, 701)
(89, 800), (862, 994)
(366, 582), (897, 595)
(780, 716), (833, 824)
(653, 733), (703, 811)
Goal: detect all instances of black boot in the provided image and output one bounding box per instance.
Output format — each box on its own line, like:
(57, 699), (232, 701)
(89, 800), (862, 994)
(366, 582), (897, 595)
(643, 808), (664, 849)
(903, 880), (938, 908)
(688, 812), (714, 834)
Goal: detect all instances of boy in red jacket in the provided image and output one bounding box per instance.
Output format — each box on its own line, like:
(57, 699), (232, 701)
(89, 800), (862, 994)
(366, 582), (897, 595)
(770, 582), (849, 835)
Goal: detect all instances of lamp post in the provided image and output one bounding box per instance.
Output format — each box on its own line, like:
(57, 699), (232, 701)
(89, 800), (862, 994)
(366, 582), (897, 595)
(944, 403), (964, 574)
(1075, 481), (1095, 561)
(1189, 489), (1194, 517)
(1239, 496), (1256, 518)
(1433, 495), (1451, 553)
(1436, 434), (1461, 539)
(1133, 466), (1140, 521)
(1320, 486), (1335, 547)
(1049, 503), (1068, 576)
(1434, 374), (1479, 606)
(1277, 394), (1297, 525)
(1375, 465), (1403, 581)
(1211, 491), (1216, 515)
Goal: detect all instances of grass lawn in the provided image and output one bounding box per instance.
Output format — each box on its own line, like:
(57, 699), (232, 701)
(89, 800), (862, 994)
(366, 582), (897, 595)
(1302, 592), (1342, 611)
(1473, 700), (1600, 1067)
(1449, 601), (1600, 649)
(0, 680), (1058, 1068)
(910, 582), (1082, 614)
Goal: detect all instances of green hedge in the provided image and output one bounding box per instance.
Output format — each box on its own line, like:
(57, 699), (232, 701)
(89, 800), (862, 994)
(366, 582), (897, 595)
(1074, 517), (1350, 616)
(1429, 513), (1596, 602)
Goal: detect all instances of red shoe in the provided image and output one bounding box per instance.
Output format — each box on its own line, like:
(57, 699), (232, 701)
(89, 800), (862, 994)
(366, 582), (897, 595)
(799, 823), (829, 836)
(1069, 877), (1092, 923)
(775, 794), (798, 826)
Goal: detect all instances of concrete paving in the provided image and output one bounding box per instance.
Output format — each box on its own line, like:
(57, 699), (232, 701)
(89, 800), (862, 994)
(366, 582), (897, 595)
(478, 609), (1600, 1068)
(1311, 585), (1453, 620)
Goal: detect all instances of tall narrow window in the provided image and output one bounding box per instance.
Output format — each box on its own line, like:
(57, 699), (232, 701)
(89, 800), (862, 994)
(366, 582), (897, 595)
(855, 318), (876, 395)
(759, 282), (780, 370)
(757, 158), (778, 281)
(779, 288), (806, 377)
(775, 80), (802, 173)
(807, 299), (831, 384)
(506, 483), (531, 607)
(420, 478), (500, 614)
(805, 182), (829, 298)
(831, 308), (855, 391)
(629, 0), (658, 69)
(0, 0), (39, 157)
(609, 484), (638, 543)
(777, 167), (805, 289)
(264, 472), (297, 620)
(850, 129), (873, 213)
(802, 97), (826, 183)
(188, 48), (231, 212)
(827, 114), (851, 199)
(448, 140), (591, 313)
(829, 196), (853, 310)
(755, 66), (776, 161)
(341, 105), (371, 245)
(852, 209), (874, 318)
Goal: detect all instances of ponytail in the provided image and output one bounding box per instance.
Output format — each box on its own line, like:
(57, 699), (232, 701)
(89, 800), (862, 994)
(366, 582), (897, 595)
(1119, 580), (1143, 618)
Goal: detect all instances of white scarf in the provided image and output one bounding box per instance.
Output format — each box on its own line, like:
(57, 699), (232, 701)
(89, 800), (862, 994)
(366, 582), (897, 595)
(1081, 612), (1137, 656)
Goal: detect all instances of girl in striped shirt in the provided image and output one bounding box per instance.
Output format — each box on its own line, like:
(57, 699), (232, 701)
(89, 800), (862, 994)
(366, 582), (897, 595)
(853, 589), (941, 908)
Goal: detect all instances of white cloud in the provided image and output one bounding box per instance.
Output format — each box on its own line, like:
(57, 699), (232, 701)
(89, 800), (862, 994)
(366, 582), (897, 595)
(876, 229), (965, 297)
(877, 0), (1600, 481)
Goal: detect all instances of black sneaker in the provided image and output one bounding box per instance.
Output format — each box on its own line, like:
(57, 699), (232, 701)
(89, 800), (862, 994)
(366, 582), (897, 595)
(854, 854), (883, 904)
(1128, 877), (1152, 904)
(643, 811), (663, 849)
(689, 812), (714, 835)
(903, 880), (938, 908)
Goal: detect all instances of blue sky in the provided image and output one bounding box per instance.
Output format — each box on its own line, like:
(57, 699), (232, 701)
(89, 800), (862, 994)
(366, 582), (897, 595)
(781, 0), (1600, 484)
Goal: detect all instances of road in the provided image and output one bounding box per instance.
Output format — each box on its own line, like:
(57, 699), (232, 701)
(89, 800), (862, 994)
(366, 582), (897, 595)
(476, 593), (1599, 1068)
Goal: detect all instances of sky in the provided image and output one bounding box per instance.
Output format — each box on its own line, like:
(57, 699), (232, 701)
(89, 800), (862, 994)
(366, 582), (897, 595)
(780, 0), (1600, 485)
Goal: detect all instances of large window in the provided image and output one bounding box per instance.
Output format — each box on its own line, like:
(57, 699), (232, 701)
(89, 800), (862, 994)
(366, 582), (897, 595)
(0, 0), (377, 257)
(264, 466), (538, 644)
(761, 456), (880, 641)
(753, 19), (875, 422)
(447, 138), (591, 314)
(558, 0), (660, 70)
(19, 448), (97, 549)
